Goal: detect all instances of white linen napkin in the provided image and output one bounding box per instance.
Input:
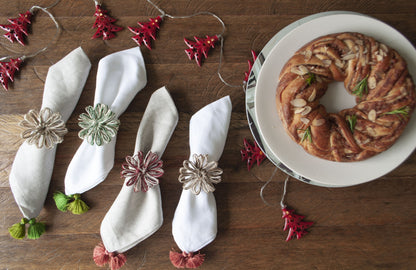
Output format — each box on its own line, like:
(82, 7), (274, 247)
(171, 96), (232, 268)
(93, 86), (178, 270)
(64, 47), (147, 198)
(8, 47), (91, 239)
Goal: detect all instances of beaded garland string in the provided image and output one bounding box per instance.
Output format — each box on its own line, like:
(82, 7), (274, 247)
(0, 0), (61, 46)
(129, 0), (245, 90)
(258, 169), (314, 241)
(0, 4), (61, 91)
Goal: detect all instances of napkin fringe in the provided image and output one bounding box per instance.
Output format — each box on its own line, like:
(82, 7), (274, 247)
(93, 242), (126, 270)
(53, 191), (90, 214)
(169, 249), (205, 268)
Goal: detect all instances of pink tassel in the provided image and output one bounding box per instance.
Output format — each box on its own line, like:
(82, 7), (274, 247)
(93, 243), (127, 270)
(185, 253), (205, 268)
(170, 250), (186, 268)
(170, 249), (205, 269)
(93, 243), (109, 266)
(109, 253), (127, 270)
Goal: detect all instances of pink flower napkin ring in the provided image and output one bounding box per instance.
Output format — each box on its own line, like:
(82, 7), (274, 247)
(121, 151), (164, 192)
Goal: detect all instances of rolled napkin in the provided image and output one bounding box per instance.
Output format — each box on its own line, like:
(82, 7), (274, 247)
(8, 47), (91, 239)
(93, 86), (178, 270)
(54, 47), (147, 214)
(170, 96), (232, 268)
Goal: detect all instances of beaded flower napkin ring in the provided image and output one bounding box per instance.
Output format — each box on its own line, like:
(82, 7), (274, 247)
(178, 154), (223, 196)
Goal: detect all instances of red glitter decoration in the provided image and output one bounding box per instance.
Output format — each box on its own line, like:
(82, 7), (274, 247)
(0, 10), (32, 46)
(243, 50), (257, 83)
(282, 207), (313, 241)
(240, 138), (266, 171)
(0, 58), (23, 91)
(121, 151), (164, 193)
(128, 16), (162, 50)
(93, 242), (126, 270)
(184, 35), (219, 67)
(92, 4), (123, 40)
(169, 249), (205, 269)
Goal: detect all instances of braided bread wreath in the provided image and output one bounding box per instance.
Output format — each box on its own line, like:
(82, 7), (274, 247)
(276, 32), (416, 162)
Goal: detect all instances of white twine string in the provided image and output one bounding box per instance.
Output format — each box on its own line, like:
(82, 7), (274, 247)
(146, 0), (243, 89)
(259, 167), (290, 209)
(41, 0), (62, 10)
(0, 5), (61, 62)
(280, 175), (289, 209)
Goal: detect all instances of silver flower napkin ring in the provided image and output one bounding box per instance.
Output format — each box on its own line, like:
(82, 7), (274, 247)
(178, 154), (223, 195)
(78, 103), (120, 146)
(20, 107), (67, 149)
(121, 151), (164, 193)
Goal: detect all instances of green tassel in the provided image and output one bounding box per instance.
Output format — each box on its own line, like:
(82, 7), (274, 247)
(53, 191), (71, 212)
(8, 218), (28, 239)
(67, 194), (90, 215)
(27, 218), (46, 239)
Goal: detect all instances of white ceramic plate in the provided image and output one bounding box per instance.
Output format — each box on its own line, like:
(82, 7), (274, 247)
(254, 13), (416, 186)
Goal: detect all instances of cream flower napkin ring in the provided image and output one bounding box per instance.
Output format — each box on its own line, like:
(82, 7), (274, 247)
(53, 47), (147, 214)
(8, 47), (91, 239)
(179, 154), (223, 195)
(19, 107), (68, 149)
(171, 96), (232, 268)
(93, 87), (178, 270)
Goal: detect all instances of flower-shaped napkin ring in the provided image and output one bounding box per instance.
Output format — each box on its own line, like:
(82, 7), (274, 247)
(20, 107), (67, 149)
(121, 151), (164, 193)
(78, 103), (120, 146)
(178, 154), (223, 195)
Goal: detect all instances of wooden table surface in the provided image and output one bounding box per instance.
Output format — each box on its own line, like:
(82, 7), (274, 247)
(1, 0), (416, 269)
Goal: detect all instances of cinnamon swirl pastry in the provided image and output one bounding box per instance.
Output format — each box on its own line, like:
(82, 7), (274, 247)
(276, 32), (416, 162)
